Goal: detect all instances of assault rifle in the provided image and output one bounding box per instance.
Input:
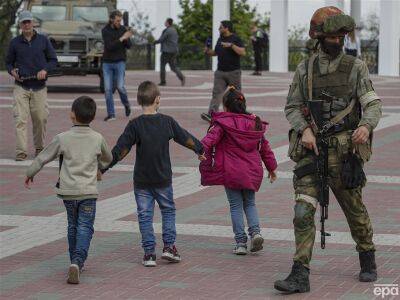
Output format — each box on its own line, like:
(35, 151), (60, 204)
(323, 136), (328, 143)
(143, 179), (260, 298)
(308, 100), (330, 249)
(298, 54), (356, 249)
(15, 69), (62, 81)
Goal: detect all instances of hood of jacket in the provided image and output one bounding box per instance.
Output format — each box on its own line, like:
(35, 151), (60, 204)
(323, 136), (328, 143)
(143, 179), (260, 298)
(212, 112), (268, 152)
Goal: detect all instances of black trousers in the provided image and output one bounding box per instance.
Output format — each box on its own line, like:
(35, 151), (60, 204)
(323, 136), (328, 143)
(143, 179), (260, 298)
(254, 47), (262, 72)
(160, 52), (184, 83)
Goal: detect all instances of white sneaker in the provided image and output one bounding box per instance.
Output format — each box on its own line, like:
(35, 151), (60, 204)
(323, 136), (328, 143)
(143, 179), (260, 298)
(250, 234), (264, 252)
(67, 264), (80, 284)
(161, 246), (181, 263)
(233, 245), (247, 255)
(142, 254), (157, 267)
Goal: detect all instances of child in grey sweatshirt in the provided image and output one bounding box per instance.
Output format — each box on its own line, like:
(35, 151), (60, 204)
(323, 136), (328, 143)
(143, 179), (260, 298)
(25, 96), (112, 284)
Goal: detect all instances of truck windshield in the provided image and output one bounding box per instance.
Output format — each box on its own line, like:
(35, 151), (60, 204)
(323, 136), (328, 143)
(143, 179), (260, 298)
(73, 7), (108, 22)
(31, 5), (66, 21)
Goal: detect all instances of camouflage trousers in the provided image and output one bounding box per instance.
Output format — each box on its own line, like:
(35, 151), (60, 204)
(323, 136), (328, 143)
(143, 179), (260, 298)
(292, 138), (375, 268)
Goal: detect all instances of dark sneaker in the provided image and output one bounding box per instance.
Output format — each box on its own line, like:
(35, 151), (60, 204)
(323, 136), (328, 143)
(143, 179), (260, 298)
(67, 264), (80, 284)
(201, 113), (211, 123)
(104, 115), (116, 122)
(250, 233), (264, 253)
(158, 82), (166, 86)
(162, 245), (181, 263)
(252, 71), (262, 76)
(142, 254), (157, 267)
(124, 106), (131, 117)
(233, 245), (247, 255)
(181, 76), (186, 86)
(359, 250), (377, 282)
(274, 261), (310, 293)
(15, 153), (27, 161)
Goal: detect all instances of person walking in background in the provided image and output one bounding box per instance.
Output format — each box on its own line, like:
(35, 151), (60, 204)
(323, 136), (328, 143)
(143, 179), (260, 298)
(154, 18), (185, 86)
(200, 87), (277, 255)
(344, 29), (361, 58)
(102, 10), (133, 122)
(5, 10), (57, 161)
(202, 21), (246, 123)
(251, 23), (268, 76)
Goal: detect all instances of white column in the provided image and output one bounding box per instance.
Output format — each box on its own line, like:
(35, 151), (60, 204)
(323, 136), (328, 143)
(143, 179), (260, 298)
(350, 0), (361, 26)
(379, 0), (400, 76)
(155, 0), (172, 72)
(325, 0), (344, 10)
(212, 0), (230, 71)
(269, 0), (288, 72)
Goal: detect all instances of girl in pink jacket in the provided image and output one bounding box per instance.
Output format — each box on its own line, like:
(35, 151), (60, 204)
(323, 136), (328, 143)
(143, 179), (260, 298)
(200, 87), (277, 255)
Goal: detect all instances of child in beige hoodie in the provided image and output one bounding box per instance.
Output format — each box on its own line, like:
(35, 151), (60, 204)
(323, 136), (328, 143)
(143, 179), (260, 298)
(25, 96), (112, 284)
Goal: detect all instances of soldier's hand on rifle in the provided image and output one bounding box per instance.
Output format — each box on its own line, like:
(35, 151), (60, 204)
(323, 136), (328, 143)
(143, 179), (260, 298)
(268, 170), (277, 183)
(37, 70), (47, 80)
(352, 125), (370, 144)
(11, 69), (22, 82)
(302, 127), (319, 156)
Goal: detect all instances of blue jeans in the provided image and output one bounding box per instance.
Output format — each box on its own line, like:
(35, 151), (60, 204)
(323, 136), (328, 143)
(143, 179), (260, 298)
(63, 199), (96, 268)
(134, 185), (176, 254)
(225, 188), (260, 246)
(102, 61), (130, 116)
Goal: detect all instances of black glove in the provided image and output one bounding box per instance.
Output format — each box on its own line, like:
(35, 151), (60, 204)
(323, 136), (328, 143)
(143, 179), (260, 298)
(341, 152), (366, 189)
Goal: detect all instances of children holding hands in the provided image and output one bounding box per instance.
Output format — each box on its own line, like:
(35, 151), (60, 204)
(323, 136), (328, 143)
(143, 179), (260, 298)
(24, 83), (277, 284)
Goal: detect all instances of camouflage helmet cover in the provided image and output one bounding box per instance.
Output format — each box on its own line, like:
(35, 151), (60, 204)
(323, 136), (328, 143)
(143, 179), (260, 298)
(309, 6), (355, 39)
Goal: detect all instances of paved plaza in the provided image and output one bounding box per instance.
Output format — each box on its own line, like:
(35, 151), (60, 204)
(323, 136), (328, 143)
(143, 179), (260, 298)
(0, 70), (399, 299)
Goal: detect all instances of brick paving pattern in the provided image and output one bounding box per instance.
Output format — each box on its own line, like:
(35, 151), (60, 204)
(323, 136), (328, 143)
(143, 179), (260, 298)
(0, 71), (399, 299)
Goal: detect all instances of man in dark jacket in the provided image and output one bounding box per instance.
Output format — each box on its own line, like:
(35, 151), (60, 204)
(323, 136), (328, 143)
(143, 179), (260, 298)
(102, 10), (133, 121)
(251, 24), (267, 76)
(5, 10), (57, 161)
(154, 18), (185, 86)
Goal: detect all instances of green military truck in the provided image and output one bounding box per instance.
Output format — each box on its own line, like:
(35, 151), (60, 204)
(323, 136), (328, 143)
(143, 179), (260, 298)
(24, 0), (126, 92)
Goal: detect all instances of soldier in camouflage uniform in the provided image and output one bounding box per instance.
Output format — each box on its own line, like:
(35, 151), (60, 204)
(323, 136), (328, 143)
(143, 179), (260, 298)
(274, 6), (382, 294)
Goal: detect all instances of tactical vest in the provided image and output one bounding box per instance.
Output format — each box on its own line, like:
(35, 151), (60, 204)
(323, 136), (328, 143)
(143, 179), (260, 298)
(307, 54), (360, 132)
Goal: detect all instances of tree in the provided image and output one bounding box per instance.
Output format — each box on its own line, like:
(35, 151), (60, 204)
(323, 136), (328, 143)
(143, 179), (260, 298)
(287, 25), (309, 71)
(127, 1), (155, 45)
(0, 0), (23, 69)
(176, 0), (213, 69)
(177, 0), (213, 47)
(360, 12), (379, 46)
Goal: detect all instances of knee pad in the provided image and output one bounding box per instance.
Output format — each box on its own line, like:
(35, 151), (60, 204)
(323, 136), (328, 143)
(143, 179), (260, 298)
(293, 201), (315, 230)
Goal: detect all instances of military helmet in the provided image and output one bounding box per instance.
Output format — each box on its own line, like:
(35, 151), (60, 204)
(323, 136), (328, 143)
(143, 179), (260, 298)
(309, 6), (355, 39)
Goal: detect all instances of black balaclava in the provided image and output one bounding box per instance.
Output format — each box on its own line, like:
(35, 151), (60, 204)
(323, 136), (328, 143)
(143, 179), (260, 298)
(320, 37), (344, 58)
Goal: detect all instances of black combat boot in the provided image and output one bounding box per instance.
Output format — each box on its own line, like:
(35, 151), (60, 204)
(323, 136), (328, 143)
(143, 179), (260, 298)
(274, 261), (310, 293)
(359, 250), (377, 282)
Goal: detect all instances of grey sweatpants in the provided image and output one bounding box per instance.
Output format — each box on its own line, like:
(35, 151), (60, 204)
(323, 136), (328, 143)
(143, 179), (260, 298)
(208, 69), (241, 113)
